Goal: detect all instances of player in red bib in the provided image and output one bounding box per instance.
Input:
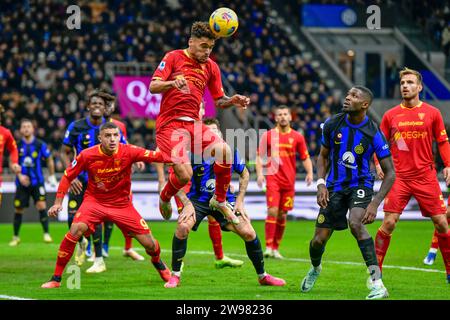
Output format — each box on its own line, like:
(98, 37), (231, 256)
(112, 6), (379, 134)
(374, 68), (450, 284)
(149, 21), (249, 226)
(0, 104), (21, 205)
(41, 122), (171, 288)
(256, 105), (313, 259)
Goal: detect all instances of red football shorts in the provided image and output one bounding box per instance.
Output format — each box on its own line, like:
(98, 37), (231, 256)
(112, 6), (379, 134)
(266, 183), (295, 212)
(156, 120), (223, 164)
(383, 171), (447, 217)
(73, 197), (150, 237)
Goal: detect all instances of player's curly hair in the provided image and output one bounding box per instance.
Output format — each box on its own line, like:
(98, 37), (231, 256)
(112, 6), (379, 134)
(399, 67), (422, 85)
(191, 21), (218, 40)
(87, 89), (107, 106)
(97, 89), (116, 106)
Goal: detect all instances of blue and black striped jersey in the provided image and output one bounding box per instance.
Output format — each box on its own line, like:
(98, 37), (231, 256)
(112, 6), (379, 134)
(321, 113), (391, 192)
(187, 149), (246, 203)
(16, 138), (51, 186)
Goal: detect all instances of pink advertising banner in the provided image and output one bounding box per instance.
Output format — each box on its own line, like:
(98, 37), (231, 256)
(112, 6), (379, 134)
(112, 76), (216, 119)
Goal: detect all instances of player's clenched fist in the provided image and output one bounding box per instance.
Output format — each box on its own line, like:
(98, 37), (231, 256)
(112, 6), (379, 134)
(48, 204), (62, 217)
(230, 94), (250, 109)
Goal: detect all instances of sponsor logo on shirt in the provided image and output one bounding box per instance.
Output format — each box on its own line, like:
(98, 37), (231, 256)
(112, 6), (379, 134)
(394, 131), (427, 140)
(338, 151), (358, 169)
(398, 121), (424, 127)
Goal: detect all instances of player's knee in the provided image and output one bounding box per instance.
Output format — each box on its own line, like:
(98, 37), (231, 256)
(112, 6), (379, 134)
(311, 235), (326, 248)
(239, 225), (256, 241)
(348, 220), (366, 237)
(382, 218), (397, 233)
(176, 223), (191, 239)
(69, 223), (85, 238)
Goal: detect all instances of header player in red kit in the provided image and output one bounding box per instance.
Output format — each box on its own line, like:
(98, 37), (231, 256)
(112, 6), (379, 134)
(256, 105), (313, 259)
(149, 22), (249, 225)
(41, 122), (171, 288)
(0, 104), (21, 205)
(374, 68), (450, 284)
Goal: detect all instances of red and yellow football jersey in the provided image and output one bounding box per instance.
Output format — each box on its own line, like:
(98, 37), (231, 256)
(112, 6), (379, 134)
(380, 102), (448, 179)
(0, 125), (18, 183)
(152, 49), (224, 128)
(58, 144), (163, 207)
(258, 128), (310, 189)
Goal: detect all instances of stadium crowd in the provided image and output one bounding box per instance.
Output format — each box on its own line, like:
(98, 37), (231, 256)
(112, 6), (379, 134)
(1, 0), (342, 176)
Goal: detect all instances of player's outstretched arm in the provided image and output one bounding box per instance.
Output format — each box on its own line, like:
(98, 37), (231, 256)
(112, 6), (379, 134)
(215, 94), (250, 110)
(130, 145), (166, 164)
(362, 156), (395, 224)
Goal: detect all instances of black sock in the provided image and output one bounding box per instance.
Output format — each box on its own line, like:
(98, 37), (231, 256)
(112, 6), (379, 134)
(13, 212), (22, 236)
(51, 275), (62, 282)
(309, 240), (325, 267)
(103, 221), (114, 246)
(172, 236), (187, 272)
(39, 209), (49, 233)
(93, 224), (103, 257)
(245, 236), (265, 275)
(357, 237), (381, 281)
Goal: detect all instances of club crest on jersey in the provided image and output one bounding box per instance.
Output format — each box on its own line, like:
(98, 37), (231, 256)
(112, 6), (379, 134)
(418, 113), (425, 120)
(354, 144), (364, 155)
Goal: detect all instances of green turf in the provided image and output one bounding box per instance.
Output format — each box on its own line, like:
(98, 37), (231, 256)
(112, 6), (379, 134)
(0, 220), (448, 300)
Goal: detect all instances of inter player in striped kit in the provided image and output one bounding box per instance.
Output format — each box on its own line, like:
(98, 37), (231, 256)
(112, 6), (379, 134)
(256, 105), (313, 259)
(300, 86), (395, 299)
(374, 68), (450, 284)
(62, 90), (126, 272)
(41, 122), (171, 288)
(0, 104), (21, 206)
(9, 119), (57, 246)
(163, 118), (285, 288)
(149, 22), (249, 225)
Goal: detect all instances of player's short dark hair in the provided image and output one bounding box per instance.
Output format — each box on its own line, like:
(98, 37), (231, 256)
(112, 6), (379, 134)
(191, 21), (217, 40)
(20, 118), (33, 126)
(353, 85), (373, 106)
(203, 118), (221, 130)
(100, 121), (119, 132)
(399, 67), (423, 85)
(97, 89), (116, 106)
(275, 105), (290, 112)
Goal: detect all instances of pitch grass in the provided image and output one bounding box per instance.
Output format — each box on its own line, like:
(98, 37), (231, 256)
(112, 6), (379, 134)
(0, 220), (448, 300)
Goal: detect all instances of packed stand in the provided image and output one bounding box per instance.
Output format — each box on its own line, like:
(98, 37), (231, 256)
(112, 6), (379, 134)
(0, 0), (335, 176)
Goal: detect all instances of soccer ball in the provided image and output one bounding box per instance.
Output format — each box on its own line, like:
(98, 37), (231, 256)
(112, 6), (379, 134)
(209, 7), (239, 37)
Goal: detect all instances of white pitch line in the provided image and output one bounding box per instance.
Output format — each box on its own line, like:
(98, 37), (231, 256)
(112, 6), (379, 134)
(0, 295), (35, 300)
(110, 247), (445, 274)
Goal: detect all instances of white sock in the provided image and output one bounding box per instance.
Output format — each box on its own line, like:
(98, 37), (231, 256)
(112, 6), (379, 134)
(95, 257), (104, 264)
(373, 279), (383, 287)
(172, 271), (181, 277)
(258, 273), (267, 279)
(429, 248), (438, 254)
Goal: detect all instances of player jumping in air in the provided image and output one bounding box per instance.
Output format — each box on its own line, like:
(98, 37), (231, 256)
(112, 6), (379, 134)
(149, 21), (249, 225)
(300, 86), (395, 300)
(374, 68), (450, 284)
(163, 118), (286, 288)
(41, 122), (171, 288)
(256, 105), (313, 259)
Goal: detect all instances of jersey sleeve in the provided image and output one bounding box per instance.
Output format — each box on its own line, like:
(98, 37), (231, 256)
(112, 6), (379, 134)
(63, 152), (87, 181)
(4, 129), (18, 164)
(207, 61), (225, 100)
(62, 122), (76, 147)
(372, 130), (391, 160)
(432, 109), (449, 144)
(379, 113), (391, 143)
(129, 145), (165, 163)
(232, 149), (246, 174)
(152, 52), (175, 81)
(40, 142), (51, 159)
(296, 134), (310, 161)
(320, 118), (331, 148)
